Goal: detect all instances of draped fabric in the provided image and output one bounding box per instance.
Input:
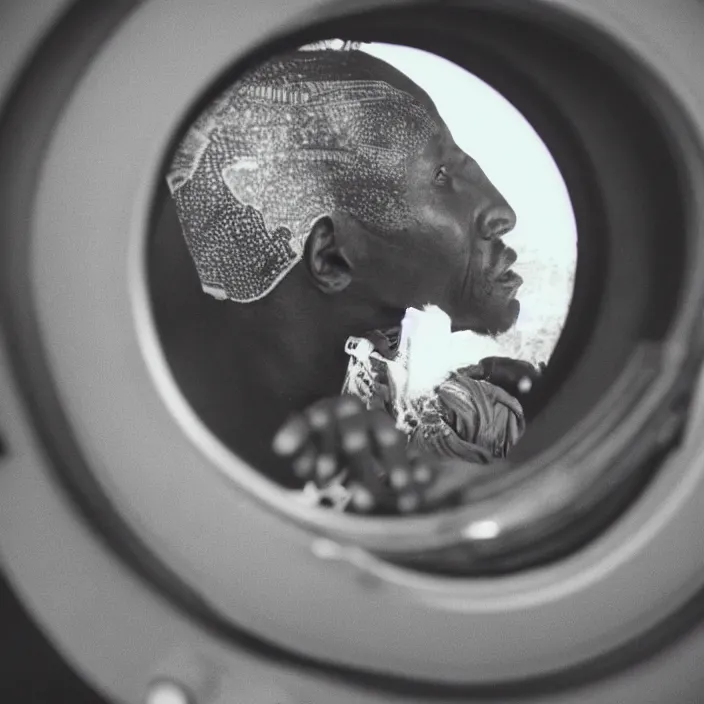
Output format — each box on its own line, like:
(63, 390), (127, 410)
(408, 373), (525, 461)
(342, 329), (526, 464)
(166, 48), (440, 302)
(298, 328), (526, 511)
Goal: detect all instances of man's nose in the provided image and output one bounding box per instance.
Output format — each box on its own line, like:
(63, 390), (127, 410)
(478, 199), (517, 240)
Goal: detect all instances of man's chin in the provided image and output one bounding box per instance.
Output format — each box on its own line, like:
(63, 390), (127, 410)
(452, 299), (520, 336)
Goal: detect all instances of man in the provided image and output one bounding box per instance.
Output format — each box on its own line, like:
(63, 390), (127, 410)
(151, 45), (527, 512)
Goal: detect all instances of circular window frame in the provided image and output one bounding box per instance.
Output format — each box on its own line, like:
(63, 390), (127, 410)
(1, 0), (704, 699)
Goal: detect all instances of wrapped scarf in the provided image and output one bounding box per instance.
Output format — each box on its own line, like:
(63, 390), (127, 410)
(342, 320), (525, 462)
(301, 307), (527, 511)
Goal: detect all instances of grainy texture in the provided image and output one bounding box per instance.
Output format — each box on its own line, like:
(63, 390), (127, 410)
(167, 49), (440, 302)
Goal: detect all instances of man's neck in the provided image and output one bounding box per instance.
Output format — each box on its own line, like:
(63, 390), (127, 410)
(157, 271), (393, 486)
(150, 209), (401, 485)
(229, 295), (353, 409)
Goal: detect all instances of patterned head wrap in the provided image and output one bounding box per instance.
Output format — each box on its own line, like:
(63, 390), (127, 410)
(167, 48), (441, 302)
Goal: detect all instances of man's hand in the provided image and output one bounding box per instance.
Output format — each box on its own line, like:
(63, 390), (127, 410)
(475, 356), (545, 397)
(272, 395), (466, 514)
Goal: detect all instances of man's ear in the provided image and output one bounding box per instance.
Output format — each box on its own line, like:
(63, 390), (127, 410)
(303, 215), (353, 294)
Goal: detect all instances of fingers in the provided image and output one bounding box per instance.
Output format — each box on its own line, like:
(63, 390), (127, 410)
(273, 395), (477, 517)
(386, 454), (490, 516)
(392, 456), (438, 514)
(292, 444), (317, 480)
(348, 483), (377, 512)
(273, 396), (372, 490)
(272, 399), (340, 485)
(476, 356), (543, 398)
(272, 414), (312, 458)
(336, 410), (389, 510)
(348, 454), (473, 516)
(307, 403), (339, 485)
(340, 408), (421, 515)
(328, 402), (411, 514)
(369, 410), (408, 479)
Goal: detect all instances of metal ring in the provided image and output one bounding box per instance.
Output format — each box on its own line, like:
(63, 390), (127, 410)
(2, 0), (704, 701)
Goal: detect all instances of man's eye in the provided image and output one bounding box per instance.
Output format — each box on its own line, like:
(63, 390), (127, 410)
(434, 166), (449, 186)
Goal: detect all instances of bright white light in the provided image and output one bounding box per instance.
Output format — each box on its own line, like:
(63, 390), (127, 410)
(518, 376), (533, 394)
(462, 520), (501, 540)
(361, 43), (577, 367)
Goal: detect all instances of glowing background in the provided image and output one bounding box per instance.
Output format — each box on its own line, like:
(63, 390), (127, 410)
(362, 42), (578, 366)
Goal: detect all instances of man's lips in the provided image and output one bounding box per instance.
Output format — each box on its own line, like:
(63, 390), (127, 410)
(493, 246), (518, 276)
(492, 247), (523, 288)
(496, 270), (523, 287)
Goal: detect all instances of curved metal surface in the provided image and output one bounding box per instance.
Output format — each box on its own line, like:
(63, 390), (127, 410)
(1, 0), (704, 702)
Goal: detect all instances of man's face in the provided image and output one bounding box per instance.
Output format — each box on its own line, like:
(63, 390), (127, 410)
(409, 124), (521, 334)
(351, 122), (521, 336)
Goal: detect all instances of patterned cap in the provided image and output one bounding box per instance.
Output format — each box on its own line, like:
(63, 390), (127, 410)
(166, 48), (441, 302)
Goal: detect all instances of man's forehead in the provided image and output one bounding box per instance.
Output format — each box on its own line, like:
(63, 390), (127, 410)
(413, 121), (458, 158)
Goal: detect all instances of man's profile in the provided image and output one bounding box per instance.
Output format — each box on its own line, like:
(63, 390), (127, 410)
(150, 44), (529, 512)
